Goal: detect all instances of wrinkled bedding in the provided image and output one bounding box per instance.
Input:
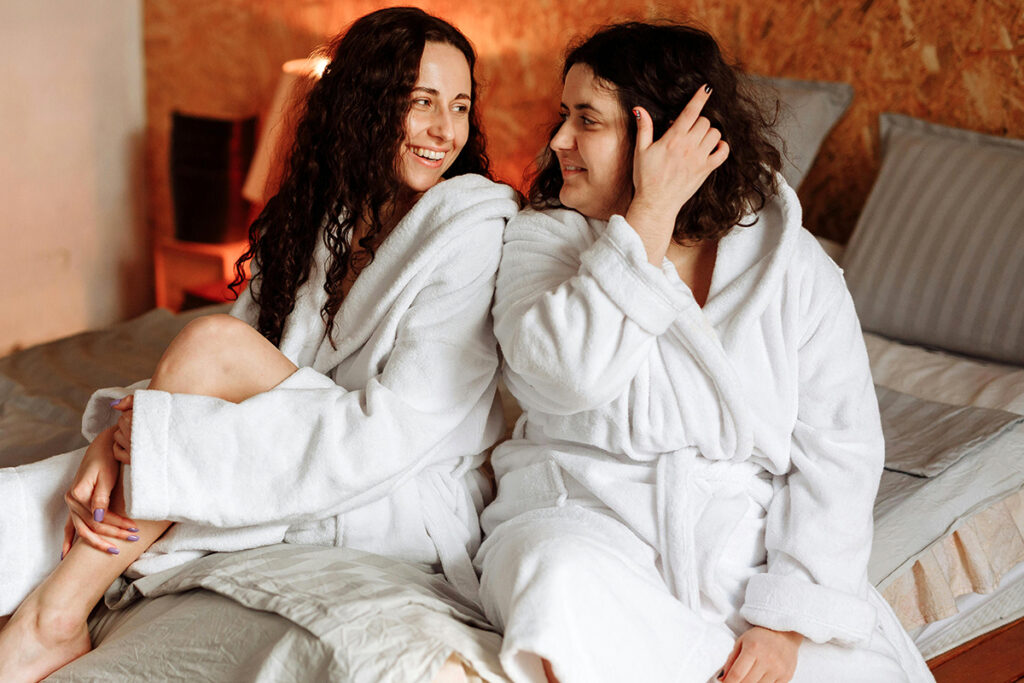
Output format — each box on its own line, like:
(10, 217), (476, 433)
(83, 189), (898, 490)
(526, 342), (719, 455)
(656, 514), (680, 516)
(52, 544), (505, 682)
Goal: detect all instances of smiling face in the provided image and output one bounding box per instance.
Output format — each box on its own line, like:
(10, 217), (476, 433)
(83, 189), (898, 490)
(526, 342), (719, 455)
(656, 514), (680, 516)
(550, 64), (633, 221)
(397, 41), (472, 196)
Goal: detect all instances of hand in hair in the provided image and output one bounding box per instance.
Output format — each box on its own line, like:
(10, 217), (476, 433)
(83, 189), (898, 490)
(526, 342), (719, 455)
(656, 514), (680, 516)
(718, 626), (803, 683)
(624, 85), (729, 266)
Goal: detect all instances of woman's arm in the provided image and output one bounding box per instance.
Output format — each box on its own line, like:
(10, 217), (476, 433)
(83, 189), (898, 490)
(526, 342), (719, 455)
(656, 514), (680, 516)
(495, 209), (691, 415)
(115, 224), (505, 529)
(741, 258), (883, 646)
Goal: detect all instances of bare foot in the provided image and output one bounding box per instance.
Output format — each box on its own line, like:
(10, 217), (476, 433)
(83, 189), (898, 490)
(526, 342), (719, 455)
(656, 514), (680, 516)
(0, 599), (91, 683)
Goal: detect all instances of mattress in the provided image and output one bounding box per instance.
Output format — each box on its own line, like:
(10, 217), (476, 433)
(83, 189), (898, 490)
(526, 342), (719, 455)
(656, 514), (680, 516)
(865, 331), (1024, 656)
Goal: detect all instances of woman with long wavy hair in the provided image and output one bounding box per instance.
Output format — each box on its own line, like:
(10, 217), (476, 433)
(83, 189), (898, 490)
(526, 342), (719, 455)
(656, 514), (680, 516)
(0, 7), (517, 680)
(476, 21), (932, 683)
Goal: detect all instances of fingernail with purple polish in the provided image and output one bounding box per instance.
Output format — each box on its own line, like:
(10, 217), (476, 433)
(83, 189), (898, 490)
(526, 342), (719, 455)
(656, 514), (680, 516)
(106, 547), (120, 555)
(128, 527), (139, 533)
(93, 508), (105, 523)
(60, 551), (65, 561)
(110, 398), (121, 407)
(127, 535), (139, 542)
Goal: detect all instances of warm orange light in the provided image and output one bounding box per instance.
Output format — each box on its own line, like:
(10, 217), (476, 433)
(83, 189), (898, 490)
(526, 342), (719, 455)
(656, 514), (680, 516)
(241, 56), (328, 205)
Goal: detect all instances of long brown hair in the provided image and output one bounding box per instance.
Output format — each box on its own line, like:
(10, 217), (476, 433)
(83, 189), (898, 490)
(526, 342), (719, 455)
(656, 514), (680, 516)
(232, 7), (491, 346)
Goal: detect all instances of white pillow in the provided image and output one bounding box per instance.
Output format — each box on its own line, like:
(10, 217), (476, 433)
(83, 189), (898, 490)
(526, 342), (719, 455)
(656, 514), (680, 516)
(749, 75), (853, 189)
(842, 114), (1024, 366)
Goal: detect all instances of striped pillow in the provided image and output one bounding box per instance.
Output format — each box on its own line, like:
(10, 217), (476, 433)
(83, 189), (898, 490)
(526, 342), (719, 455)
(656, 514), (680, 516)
(842, 114), (1024, 365)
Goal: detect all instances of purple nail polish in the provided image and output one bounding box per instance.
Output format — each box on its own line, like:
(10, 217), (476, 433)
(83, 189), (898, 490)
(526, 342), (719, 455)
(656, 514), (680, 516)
(110, 398), (121, 407)
(106, 547), (120, 555)
(60, 551), (65, 561)
(127, 535), (139, 542)
(93, 508), (105, 523)
(128, 527), (139, 533)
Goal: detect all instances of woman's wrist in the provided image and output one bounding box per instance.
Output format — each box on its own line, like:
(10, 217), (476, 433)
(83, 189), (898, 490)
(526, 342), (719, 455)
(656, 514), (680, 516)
(624, 201), (675, 266)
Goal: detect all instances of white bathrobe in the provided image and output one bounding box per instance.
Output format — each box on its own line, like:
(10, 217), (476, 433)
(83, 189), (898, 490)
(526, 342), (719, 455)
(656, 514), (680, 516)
(0, 174), (518, 615)
(476, 180), (933, 682)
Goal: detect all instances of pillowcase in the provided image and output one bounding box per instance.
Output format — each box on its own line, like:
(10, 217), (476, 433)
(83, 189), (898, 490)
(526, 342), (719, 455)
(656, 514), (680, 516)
(842, 113), (1024, 365)
(748, 75), (854, 189)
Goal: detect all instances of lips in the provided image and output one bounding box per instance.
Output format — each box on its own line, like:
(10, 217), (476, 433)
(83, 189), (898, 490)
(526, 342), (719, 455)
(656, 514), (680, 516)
(560, 160), (586, 177)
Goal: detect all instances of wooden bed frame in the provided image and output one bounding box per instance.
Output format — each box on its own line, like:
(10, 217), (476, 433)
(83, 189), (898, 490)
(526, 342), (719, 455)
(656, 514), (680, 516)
(928, 615), (1024, 683)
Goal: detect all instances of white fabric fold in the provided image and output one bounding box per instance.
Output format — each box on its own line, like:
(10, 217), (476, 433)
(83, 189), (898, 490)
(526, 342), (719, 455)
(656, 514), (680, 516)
(72, 174), (517, 601)
(482, 177), (931, 680)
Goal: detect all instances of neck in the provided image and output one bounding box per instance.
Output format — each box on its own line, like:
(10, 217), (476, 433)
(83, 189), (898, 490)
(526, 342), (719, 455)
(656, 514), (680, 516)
(666, 239), (718, 307)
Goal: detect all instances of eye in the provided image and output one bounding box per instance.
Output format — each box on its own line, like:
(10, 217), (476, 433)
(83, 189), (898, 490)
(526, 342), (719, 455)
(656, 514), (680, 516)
(412, 97), (431, 108)
(452, 102), (470, 114)
(557, 111), (569, 121)
(580, 116), (596, 126)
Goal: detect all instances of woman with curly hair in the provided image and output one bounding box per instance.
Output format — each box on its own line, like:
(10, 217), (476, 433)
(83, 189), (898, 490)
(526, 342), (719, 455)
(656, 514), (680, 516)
(0, 7), (517, 680)
(476, 22), (931, 683)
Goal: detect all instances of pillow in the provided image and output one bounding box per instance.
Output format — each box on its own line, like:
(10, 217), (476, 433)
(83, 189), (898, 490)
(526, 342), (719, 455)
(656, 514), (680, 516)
(842, 113), (1024, 365)
(748, 76), (854, 189)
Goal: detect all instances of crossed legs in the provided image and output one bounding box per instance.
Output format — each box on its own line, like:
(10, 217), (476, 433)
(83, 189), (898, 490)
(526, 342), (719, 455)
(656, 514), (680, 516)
(0, 315), (297, 682)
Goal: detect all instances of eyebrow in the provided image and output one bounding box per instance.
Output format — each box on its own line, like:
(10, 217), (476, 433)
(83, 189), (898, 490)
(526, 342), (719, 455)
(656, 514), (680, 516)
(413, 86), (471, 100)
(559, 102), (602, 114)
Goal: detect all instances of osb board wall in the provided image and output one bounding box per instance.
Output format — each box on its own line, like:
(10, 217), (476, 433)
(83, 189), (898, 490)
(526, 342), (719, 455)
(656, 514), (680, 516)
(145, 0), (1024, 244)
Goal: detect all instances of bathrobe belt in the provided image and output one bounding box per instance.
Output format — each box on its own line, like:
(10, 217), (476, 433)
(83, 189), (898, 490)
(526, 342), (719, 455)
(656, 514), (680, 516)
(655, 450), (772, 610)
(418, 469), (484, 608)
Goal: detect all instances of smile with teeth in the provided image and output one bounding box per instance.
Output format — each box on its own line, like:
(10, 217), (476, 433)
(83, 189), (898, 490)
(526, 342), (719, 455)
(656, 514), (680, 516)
(412, 146), (445, 161)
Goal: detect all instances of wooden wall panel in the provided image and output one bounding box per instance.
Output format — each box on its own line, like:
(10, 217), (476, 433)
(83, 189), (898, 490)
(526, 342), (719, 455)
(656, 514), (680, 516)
(144, 0), (1024, 243)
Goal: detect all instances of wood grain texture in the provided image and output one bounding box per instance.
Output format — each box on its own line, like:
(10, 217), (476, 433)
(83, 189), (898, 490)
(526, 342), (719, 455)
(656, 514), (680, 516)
(144, 0), (1024, 244)
(928, 615), (1024, 683)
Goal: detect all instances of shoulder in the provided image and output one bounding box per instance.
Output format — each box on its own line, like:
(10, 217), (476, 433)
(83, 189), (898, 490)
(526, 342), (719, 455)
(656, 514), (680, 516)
(506, 206), (602, 253)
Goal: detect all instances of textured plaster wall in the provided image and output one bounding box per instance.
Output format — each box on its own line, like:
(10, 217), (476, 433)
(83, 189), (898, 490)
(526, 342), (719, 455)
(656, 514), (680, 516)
(0, 1), (147, 356)
(144, 0), (1024, 244)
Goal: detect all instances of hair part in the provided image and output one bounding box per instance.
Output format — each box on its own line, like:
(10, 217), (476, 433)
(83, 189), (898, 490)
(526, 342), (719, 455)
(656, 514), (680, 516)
(232, 7), (491, 347)
(529, 21), (782, 243)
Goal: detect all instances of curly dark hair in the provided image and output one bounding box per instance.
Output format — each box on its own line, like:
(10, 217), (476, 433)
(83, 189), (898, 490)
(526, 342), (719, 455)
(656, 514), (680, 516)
(529, 21), (782, 243)
(232, 7), (491, 347)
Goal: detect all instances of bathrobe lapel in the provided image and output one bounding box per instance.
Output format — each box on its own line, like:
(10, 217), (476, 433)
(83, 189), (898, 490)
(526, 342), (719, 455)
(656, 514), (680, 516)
(655, 191), (801, 606)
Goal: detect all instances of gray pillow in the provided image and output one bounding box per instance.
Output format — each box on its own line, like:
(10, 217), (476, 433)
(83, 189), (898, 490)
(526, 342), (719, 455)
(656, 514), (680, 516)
(842, 114), (1024, 366)
(749, 75), (854, 189)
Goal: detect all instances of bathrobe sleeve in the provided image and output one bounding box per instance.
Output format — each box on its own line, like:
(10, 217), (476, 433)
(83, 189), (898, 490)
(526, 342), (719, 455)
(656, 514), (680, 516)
(118, 220), (505, 528)
(495, 209), (688, 415)
(741, 255), (884, 646)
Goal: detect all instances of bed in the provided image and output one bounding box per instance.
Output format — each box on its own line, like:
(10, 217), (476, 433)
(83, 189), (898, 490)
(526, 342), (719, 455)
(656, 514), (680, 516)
(2, 79), (1022, 681)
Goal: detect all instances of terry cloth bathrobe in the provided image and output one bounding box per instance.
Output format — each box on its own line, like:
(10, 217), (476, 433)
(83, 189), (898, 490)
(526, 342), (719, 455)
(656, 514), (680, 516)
(476, 179), (934, 683)
(0, 174), (518, 615)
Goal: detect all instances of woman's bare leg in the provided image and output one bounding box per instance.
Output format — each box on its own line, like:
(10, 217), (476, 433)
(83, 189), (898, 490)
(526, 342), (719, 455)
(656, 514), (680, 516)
(430, 654), (471, 683)
(0, 315), (297, 681)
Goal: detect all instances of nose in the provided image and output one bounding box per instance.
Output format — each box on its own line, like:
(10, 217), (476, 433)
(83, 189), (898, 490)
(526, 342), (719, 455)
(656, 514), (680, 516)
(428, 108), (455, 143)
(549, 119), (575, 152)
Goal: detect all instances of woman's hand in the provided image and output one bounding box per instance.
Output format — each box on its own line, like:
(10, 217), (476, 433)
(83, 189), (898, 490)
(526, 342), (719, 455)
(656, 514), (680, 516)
(111, 394), (133, 464)
(719, 626), (803, 683)
(625, 85), (729, 265)
(62, 426), (140, 556)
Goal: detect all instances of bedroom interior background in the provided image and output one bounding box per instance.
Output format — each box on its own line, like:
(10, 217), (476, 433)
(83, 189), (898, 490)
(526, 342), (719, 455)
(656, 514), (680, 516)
(2, 0), (1020, 356)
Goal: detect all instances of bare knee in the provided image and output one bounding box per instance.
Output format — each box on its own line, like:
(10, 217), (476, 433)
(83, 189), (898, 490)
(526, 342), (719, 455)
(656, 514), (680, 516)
(150, 314), (295, 400)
